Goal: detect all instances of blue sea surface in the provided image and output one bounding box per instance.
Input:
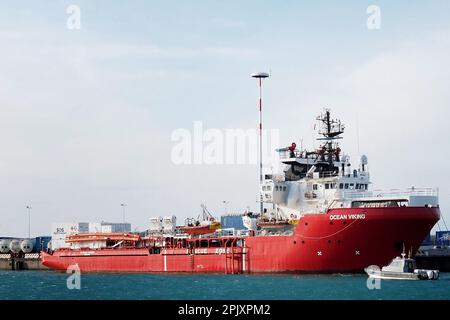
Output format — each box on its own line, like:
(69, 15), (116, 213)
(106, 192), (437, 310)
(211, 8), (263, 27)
(0, 271), (449, 300)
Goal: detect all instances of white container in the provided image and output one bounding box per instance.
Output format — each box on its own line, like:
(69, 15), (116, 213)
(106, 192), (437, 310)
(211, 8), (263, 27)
(101, 225), (112, 233)
(88, 222), (132, 234)
(51, 222), (89, 250)
(149, 217), (163, 232)
(88, 222), (102, 233)
(162, 215), (177, 233)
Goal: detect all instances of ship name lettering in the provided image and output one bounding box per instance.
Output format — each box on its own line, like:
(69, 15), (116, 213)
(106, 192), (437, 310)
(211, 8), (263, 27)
(349, 213), (366, 220)
(329, 213), (365, 220)
(329, 214), (347, 220)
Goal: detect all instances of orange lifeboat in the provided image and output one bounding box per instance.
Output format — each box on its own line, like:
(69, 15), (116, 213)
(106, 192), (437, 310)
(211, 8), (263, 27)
(180, 221), (221, 235)
(257, 219), (290, 229)
(181, 204), (221, 236)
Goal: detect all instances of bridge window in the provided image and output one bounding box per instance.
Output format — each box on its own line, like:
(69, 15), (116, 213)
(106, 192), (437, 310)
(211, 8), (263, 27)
(313, 184), (318, 190)
(325, 183), (330, 189)
(283, 186), (287, 191)
(351, 200), (407, 208)
(344, 183), (349, 189)
(339, 183), (343, 189)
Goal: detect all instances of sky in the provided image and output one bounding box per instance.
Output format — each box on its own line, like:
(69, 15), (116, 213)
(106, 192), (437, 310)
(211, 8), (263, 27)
(0, 0), (449, 237)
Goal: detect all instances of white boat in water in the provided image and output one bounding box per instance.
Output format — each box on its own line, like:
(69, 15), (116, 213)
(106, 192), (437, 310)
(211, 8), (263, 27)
(365, 253), (439, 280)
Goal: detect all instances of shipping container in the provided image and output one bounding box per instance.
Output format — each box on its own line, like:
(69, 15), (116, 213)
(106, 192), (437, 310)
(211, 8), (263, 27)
(100, 222), (131, 233)
(34, 236), (51, 252)
(149, 217), (163, 232)
(221, 214), (245, 230)
(436, 231), (450, 246)
(51, 222), (89, 250)
(162, 216), (176, 234)
(88, 222), (102, 233)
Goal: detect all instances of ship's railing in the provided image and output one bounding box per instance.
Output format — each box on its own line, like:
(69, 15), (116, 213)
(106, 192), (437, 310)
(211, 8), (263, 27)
(278, 149), (300, 159)
(197, 228), (250, 238)
(278, 149), (317, 160)
(314, 171), (339, 178)
(340, 187), (438, 199)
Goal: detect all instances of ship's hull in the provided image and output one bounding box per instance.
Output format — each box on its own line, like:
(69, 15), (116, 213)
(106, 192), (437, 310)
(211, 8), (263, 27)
(41, 207), (440, 273)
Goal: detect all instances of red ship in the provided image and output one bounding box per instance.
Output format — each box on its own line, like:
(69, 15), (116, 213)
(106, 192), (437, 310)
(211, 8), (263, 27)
(41, 110), (440, 273)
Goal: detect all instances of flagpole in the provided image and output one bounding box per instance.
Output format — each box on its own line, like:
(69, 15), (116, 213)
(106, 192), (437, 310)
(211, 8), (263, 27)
(26, 205), (32, 238)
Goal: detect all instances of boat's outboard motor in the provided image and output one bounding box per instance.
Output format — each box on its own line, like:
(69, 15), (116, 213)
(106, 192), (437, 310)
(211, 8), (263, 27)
(426, 270), (439, 280)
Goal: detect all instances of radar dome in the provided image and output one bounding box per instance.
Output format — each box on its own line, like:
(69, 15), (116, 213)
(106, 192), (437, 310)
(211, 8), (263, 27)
(21, 239), (33, 253)
(9, 240), (21, 253)
(360, 155), (368, 165)
(0, 239), (11, 253)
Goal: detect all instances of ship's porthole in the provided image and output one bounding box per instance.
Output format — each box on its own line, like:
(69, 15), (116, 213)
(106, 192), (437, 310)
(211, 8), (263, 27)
(328, 240), (332, 244)
(305, 222), (308, 226)
(329, 221), (333, 225)
(337, 240), (341, 244)
(293, 241), (297, 244)
(343, 221), (347, 225)
(301, 241), (305, 244)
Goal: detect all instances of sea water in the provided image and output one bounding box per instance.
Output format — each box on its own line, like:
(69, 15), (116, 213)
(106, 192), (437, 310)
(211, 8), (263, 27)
(0, 271), (449, 300)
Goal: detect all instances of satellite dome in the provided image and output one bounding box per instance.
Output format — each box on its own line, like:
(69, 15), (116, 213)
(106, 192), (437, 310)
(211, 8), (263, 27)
(251, 72), (269, 78)
(360, 155), (368, 165)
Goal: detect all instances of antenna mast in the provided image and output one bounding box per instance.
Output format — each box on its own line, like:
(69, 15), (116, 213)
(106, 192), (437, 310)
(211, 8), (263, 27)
(316, 108), (345, 166)
(251, 72), (269, 216)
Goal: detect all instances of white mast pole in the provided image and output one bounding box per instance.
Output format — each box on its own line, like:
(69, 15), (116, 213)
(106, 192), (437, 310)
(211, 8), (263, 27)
(251, 72), (269, 216)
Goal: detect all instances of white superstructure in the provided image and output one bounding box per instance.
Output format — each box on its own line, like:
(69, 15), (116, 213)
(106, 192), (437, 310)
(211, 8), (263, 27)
(259, 109), (439, 221)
